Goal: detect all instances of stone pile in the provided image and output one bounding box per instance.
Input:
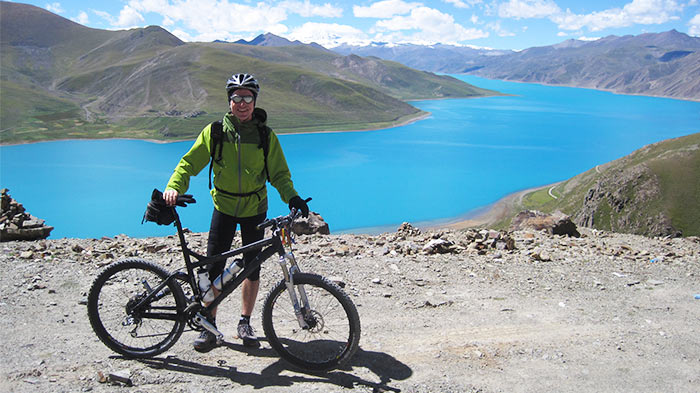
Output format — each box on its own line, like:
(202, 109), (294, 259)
(510, 210), (581, 237)
(0, 189), (53, 242)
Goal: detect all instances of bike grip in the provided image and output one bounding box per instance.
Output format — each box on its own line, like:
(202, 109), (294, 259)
(256, 219), (273, 230)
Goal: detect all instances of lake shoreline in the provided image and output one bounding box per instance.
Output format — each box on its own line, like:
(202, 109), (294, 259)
(462, 74), (700, 103)
(332, 182), (560, 235)
(0, 112), (433, 147)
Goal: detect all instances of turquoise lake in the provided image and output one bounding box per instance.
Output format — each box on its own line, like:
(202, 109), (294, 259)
(1, 75), (699, 239)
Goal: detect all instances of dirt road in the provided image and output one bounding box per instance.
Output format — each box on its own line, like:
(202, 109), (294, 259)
(1, 226), (698, 392)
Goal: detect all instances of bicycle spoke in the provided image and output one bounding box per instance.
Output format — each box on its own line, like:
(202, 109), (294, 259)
(88, 259), (185, 358)
(263, 274), (360, 370)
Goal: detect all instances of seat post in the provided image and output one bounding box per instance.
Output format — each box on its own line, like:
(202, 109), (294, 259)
(172, 207), (193, 267)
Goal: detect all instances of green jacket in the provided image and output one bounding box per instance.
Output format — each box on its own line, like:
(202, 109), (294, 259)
(165, 112), (298, 218)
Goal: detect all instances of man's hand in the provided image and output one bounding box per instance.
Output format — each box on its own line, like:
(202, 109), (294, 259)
(163, 189), (179, 206)
(288, 196), (309, 218)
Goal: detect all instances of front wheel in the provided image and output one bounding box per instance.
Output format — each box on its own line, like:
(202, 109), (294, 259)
(262, 273), (361, 371)
(87, 258), (187, 358)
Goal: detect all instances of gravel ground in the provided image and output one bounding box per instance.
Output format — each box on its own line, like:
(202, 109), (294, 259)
(1, 225), (699, 393)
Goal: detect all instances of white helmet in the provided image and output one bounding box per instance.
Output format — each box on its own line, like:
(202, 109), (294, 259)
(225, 73), (260, 100)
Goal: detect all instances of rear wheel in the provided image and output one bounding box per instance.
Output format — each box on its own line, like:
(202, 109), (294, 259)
(87, 258), (186, 358)
(262, 273), (360, 371)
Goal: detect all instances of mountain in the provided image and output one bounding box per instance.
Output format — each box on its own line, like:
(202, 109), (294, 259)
(232, 33), (328, 52)
(463, 30), (700, 101)
(0, 2), (498, 144)
(506, 132), (700, 237)
(332, 42), (513, 74)
(334, 30), (700, 101)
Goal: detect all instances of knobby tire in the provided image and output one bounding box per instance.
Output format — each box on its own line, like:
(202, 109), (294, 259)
(262, 273), (361, 371)
(87, 258), (186, 358)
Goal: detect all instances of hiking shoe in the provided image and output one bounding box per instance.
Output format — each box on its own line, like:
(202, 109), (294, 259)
(193, 329), (218, 352)
(237, 321), (260, 347)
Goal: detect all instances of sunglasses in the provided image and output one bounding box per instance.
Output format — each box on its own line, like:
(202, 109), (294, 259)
(230, 95), (255, 104)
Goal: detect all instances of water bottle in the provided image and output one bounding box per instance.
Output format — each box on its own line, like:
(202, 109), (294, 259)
(211, 258), (245, 291)
(198, 269), (215, 303)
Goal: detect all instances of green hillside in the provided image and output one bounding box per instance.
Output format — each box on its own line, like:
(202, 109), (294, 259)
(205, 43), (494, 100)
(496, 133), (700, 237)
(0, 2), (499, 144)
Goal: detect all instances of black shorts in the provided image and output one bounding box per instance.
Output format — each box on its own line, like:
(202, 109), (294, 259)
(206, 209), (266, 282)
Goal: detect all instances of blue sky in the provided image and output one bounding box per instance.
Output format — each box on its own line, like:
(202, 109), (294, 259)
(14, 0), (700, 49)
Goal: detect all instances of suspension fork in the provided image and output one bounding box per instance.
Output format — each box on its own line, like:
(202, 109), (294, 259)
(278, 251), (311, 329)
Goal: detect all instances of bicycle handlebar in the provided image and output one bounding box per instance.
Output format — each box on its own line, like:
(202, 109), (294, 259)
(256, 211), (296, 231)
(256, 197), (312, 231)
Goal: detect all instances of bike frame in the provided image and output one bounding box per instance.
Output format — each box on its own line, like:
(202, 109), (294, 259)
(129, 205), (310, 332)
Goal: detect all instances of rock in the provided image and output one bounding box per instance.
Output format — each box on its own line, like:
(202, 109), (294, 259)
(0, 189), (53, 241)
(397, 222), (421, 236)
(107, 369), (132, 386)
(510, 210), (581, 237)
(422, 238), (455, 254)
(292, 212), (330, 235)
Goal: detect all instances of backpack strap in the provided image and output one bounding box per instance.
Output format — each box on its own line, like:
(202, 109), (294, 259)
(254, 108), (271, 183)
(208, 120), (224, 190)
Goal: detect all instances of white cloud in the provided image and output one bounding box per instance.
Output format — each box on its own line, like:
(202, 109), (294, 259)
(443, 0), (483, 8)
(498, 0), (561, 19)
(71, 11), (89, 25)
(689, 14), (700, 36)
(94, 5), (144, 28)
(289, 22), (368, 47)
(170, 28), (195, 42)
(117, 5), (145, 27)
(577, 36), (601, 41)
(45, 2), (64, 14)
(372, 6), (489, 44)
(487, 20), (516, 37)
(551, 0), (684, 31)
(281, 0), (343, 18)
(126, 0), (290, 40)
(353, 0), (422, 18)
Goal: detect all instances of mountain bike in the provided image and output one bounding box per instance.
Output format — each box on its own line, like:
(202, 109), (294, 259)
(86, 192), (360, 371)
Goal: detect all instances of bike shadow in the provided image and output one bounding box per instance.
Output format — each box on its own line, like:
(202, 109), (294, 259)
(135, 339), (412, 391)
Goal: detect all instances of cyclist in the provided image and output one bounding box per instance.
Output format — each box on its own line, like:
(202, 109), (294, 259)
(163, 73), (309, 351)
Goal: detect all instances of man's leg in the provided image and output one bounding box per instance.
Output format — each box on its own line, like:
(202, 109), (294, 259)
(237, 213), (266, 346)
(193, 209), (236, 352)
(205, 209), (237, 319)
(241, 278), (260, 316)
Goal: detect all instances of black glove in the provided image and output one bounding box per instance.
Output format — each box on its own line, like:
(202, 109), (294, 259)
(288, 196), (309, 218)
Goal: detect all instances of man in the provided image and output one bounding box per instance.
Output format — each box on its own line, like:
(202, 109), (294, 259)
(163, 73), (309, 351)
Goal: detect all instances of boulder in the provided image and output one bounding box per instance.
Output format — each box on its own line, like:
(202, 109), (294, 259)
(510, 210), (580, 237)
(292, 211), (330, 235)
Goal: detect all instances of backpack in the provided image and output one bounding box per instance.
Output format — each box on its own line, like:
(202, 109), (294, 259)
(208, 107), (271, 191)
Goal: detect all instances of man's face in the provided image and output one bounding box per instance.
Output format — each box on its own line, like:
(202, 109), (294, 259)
(229, 88), (255, 122)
